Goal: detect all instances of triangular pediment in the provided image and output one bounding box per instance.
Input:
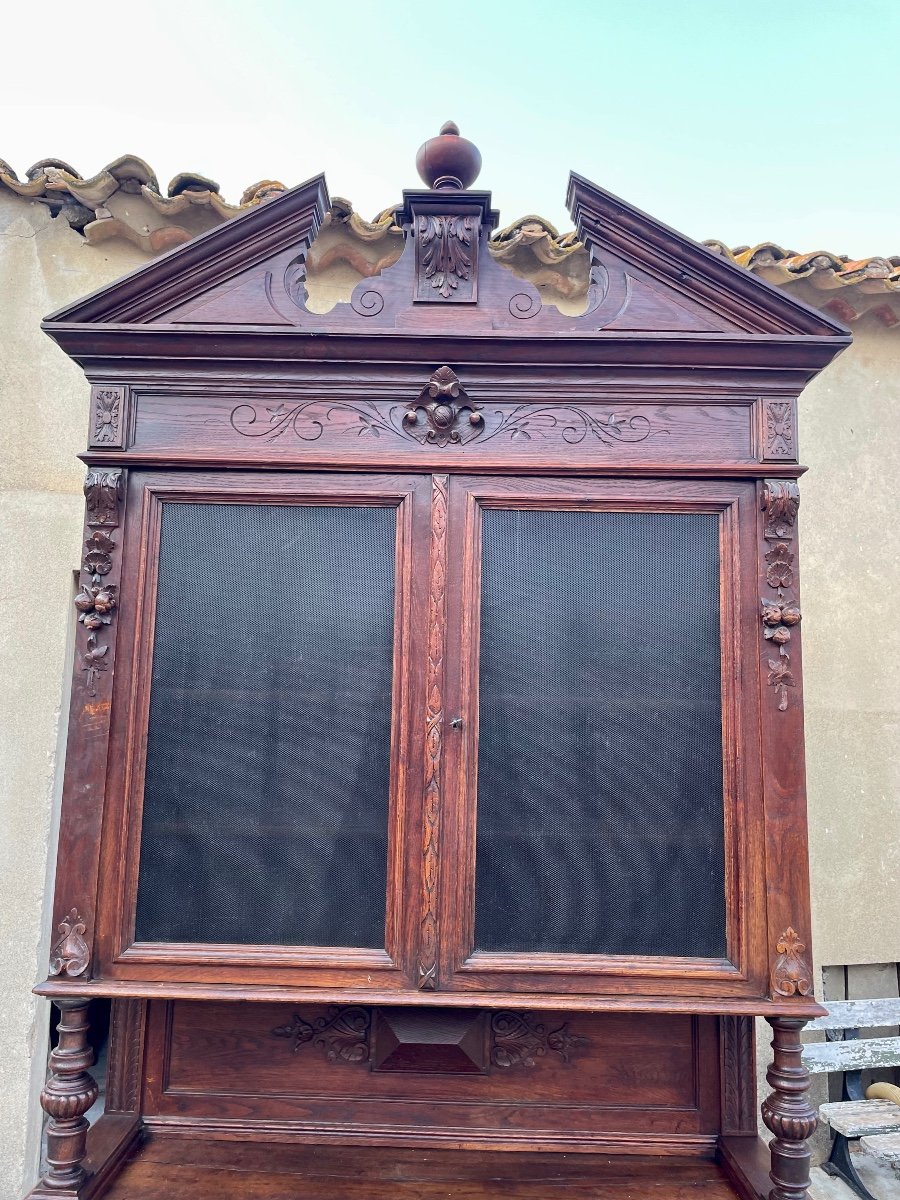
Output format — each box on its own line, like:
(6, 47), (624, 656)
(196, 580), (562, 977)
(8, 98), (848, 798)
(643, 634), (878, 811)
(43, 166), (848, 346)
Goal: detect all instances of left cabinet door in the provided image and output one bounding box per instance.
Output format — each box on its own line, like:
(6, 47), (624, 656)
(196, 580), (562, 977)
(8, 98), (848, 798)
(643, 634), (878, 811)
(97, 470), (432, 990)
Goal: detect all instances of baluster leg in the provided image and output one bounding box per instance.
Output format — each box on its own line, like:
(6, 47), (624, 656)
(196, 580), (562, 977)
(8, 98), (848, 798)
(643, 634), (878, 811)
(761, 1015), (817, 1200)
(39, 998), (99, 1192)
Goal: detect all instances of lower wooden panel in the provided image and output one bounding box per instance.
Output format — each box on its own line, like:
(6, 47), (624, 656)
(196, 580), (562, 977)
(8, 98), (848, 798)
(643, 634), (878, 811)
(104, 1137), (749, 1199)
(141, 1001), (721, 1151)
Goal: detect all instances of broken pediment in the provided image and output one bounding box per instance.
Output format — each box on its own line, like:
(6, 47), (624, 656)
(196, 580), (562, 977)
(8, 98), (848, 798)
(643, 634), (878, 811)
(44, 125), (848, 344)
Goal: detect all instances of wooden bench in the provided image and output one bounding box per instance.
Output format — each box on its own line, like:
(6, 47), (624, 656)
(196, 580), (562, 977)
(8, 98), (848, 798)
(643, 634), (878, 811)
(802, 998), (900, 1199)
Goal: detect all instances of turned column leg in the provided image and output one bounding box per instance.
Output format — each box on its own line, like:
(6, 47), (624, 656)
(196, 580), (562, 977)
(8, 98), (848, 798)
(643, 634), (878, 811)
(761, 1015), (817, 1200)
(39, 999), (99, 1192)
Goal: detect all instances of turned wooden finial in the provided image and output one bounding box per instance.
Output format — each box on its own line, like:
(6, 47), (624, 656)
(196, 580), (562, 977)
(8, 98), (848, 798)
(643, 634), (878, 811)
(416, 122), (482, 191)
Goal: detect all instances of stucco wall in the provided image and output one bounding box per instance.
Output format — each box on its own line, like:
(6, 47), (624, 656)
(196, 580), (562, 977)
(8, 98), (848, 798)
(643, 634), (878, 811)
(0, 192), (897, 1198)
(0, 195), (146, 1200)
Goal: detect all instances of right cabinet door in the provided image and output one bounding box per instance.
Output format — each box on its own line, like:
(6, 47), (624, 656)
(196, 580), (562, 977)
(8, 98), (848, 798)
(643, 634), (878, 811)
(440, 476), (766, 998)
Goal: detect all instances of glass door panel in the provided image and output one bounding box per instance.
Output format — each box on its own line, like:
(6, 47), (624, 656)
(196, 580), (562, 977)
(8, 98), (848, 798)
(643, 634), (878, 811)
(135, 501), (396, 948)
(474, 507), (725, 959)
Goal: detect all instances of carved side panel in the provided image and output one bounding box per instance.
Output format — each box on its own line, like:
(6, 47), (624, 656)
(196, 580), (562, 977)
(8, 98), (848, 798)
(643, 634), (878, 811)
(89, 385), (128, 449)
(106, 999), (148, 1112)
(722, 1015), (756, 1133)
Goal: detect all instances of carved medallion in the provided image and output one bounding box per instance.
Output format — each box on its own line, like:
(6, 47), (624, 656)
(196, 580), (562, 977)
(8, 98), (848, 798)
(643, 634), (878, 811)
(490, 1011), (587, 1069)
(771, 927), (813, 998)
(761, 479), (800, 540)
(272, 1006), (371, 1064)
(403, 366), (484, 446)
(48, 909), (90, 978)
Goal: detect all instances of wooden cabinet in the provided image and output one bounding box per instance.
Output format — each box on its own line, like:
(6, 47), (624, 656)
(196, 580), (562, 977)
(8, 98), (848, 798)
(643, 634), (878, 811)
(24, 129), (850, 1199)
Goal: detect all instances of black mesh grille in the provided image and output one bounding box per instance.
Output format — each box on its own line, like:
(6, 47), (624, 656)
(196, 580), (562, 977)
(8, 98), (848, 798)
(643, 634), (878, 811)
(135, 502), (396, 948)
(474, 508), (726, 958)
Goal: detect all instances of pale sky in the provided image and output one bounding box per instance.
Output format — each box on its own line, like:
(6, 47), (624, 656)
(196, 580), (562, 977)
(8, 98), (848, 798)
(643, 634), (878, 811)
(2, 0), (896, 256)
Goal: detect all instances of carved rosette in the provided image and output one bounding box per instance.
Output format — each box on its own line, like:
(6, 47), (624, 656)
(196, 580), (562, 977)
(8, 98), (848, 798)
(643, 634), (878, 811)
(90, 385), (126, 448)
(419, 475), (448, 990)
(38, 999), (99, 1191)
(272, 1006), (371, 1064)
(48, 909), (91, 978)
(771, 927), (813, 999)
(403, 366), (484, 446)
(762, 1017), (817, 1200)
(490, 1012), (587, 1069)
(416, 214), (478, 302)
(759, 398), (796, 462)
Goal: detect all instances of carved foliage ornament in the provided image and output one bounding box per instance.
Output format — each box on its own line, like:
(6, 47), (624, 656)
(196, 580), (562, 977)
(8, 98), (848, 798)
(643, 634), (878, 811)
(419, 475), (448, 990)
(78, 470), (123, 696)
(490, 1011), (587, 1069)
(273, 1006), (371, 1063)
(417, 214), (477, 301)
(48, 909), (90, 978)
(91, 385), (126, 448)
(771, 927), (813, 998)
(761, 482), (801, 712)
(763, 399), (795, 461)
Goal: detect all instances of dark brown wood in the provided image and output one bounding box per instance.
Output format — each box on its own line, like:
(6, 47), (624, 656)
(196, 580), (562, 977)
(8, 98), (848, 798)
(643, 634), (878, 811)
(761, 1016), (817, 1200)
(26, 135), (845, 1199)
(36, 1000), (99, 1193)
(101, 1138), (748, 1199)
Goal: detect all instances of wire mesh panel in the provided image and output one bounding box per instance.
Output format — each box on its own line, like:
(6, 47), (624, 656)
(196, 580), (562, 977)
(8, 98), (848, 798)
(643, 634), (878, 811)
(474, 508), (726, 959)
(134, 501), (396, 948)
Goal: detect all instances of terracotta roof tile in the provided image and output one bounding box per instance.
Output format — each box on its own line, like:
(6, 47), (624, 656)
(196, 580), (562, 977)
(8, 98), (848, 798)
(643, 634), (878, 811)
(1, 156), (896, 325)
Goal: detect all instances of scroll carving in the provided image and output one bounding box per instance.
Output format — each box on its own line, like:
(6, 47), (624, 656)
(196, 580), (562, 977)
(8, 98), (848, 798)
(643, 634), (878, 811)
(417, 214), (478, 301)
(90, 385), (126, 448)
(272, 1006), (371, 1064)
(479, 405), (659, 447)
(419, 475), (448, 990)
(84, 467), (124, 529)
(403, 366), (484, 446)
(490, 1011), (587, 1069)
(48, 908), (90, 978)
(771, 928), (813, 998)
(762, 399), (795, 461)
(762, 479), (800, 540)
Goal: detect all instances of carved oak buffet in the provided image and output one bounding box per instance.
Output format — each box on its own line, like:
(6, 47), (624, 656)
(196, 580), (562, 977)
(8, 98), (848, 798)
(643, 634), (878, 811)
(26, 126), (850, 1200)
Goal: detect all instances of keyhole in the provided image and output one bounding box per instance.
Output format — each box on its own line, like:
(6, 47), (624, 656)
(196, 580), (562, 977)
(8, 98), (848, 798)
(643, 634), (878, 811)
(449, 717), (463, 730)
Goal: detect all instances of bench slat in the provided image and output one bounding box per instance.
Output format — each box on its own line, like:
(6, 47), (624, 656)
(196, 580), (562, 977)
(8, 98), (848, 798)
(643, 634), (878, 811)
(860, 1131), (900, 1164)
(802, 1036), (900, 1073)
(806, 999), (900, 1031)
(819, 1100), (900, 1137)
